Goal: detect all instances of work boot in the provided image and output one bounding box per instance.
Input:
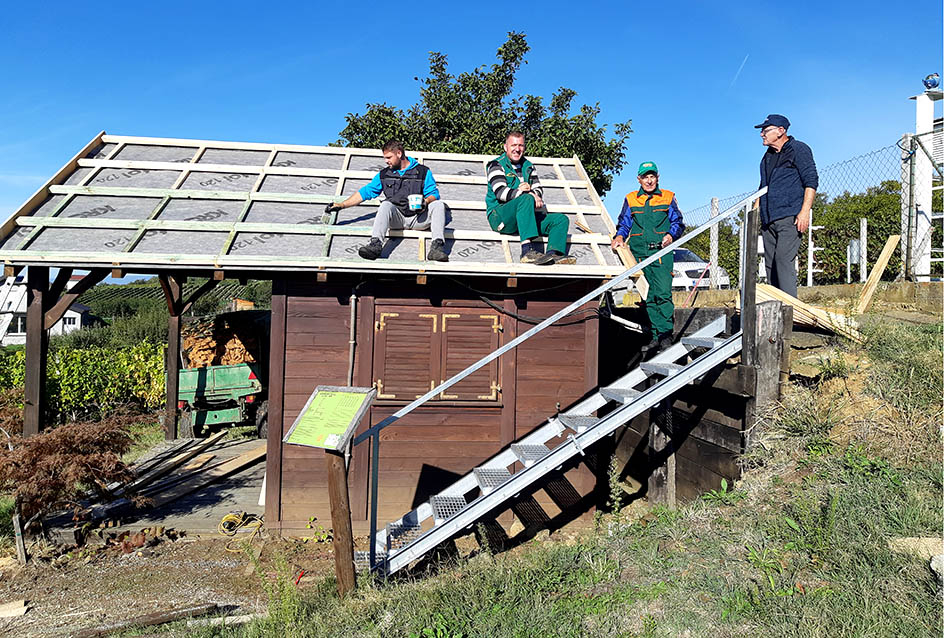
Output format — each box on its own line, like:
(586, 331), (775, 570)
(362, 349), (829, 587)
(657, 331), (674, 352)
(547, 250), (576, 265)
(520, 243), (545, 263)
(358, 238), (383, 260)
(640, 335), (660, 357)
(426, 238), (448, 262)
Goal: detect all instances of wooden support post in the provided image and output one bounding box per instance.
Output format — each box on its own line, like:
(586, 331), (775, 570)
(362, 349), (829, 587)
(744, 301), (786, 449)
(264, 279), (287, 528)
(647, 397), (675, 507)
(160, 274), (185, 441)
(24, 266), (49, 437)
(326, 450), (356, 596)
(741, 204), (760, 367)
(778, 306), (794, 400)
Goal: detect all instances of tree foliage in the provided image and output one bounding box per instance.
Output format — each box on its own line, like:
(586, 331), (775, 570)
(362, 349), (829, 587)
(338, 32), (631, 195)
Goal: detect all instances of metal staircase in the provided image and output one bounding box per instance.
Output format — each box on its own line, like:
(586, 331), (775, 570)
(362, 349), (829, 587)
(351, 187), (766, 577)
(358, 315), (740, 575)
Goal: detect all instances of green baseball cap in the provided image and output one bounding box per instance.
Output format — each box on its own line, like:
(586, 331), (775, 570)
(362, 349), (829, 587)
(637, 161), (659, 176)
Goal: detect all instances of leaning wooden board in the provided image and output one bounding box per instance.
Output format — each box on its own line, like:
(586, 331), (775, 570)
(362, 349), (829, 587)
(147, 444), (266, 509)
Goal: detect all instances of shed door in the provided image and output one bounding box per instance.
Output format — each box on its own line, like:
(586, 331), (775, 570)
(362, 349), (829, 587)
(373, 306), (501, 404)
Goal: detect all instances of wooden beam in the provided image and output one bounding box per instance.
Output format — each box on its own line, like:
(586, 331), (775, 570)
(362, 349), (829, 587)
(158, 273), (183, 315)
(3, 265), (23, 279)
(755, 284), (862, 342)
(111, 268), (125, 279)
(45, 268), (73, 307)
(43, 269), (108, 330)
(24, 267), (50, 436)
(0, 131), (105, 241)
(741, 205), (760, 366)
(855, 234), (900, 315)
(179, 277), (219, 315)
(213, 269), (225, 281)
(326, 450), (356, 596)
(160, 273), (186, 440)
(264, 279), (287, 528)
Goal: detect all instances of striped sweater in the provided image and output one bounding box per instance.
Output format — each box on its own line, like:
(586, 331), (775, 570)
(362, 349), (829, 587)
(485, 155), (543, 207)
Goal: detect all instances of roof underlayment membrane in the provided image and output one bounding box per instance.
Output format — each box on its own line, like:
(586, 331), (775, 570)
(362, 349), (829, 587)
(0, 133), (629, 279)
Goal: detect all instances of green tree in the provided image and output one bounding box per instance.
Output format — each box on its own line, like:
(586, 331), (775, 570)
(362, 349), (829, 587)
(338, 32), (632, 195)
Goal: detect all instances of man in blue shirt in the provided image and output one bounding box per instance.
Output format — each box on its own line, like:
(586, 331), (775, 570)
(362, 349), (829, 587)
(753, 114), (819, 297)
(325, 140), (449, 261)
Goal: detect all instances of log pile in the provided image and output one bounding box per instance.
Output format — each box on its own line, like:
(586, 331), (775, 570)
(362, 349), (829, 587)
(181, 311), (268, 369)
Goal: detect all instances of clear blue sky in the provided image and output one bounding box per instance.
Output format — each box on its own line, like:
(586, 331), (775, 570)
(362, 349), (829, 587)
(1, 0), (941, 226)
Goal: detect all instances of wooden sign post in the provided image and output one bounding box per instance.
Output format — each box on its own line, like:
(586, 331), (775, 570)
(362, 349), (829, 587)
(283, 386), (376, 596)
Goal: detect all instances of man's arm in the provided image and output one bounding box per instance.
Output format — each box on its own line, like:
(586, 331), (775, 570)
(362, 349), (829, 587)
(325, 191), (364, 212)
(422, 169), (441, 207)
(611, 198), (633, 249)
(528, 169), (543, 208)
(794, 142), (818, 233)
(486, 160), (521, 203)
(662, 196), (684, 247)
(795, 187), (815, 233)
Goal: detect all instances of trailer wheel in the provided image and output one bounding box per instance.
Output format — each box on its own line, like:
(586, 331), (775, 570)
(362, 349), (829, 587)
(255, 400), (269, 439)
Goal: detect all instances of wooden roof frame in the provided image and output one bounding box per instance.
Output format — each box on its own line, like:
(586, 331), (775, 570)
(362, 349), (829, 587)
(0, 132), (630, 279)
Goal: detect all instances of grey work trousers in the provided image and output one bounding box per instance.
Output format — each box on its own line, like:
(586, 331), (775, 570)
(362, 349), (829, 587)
(762, 215), (801, 298)
(372, 200), (447, 242)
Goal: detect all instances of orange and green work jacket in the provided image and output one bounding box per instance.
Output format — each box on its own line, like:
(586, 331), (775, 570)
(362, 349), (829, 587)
(615, 187), (684, 256)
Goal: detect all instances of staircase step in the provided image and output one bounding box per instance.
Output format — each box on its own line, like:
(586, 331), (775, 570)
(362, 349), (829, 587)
(354, 550), (387, 571)
(558, 414), (599, 434)
(386, 522), (423, 550)
(510, 444), (550, 467)
(681, 336), (727, 349)
(430, 496), (468, 524)
(640, 362), (684, 377)
(474, 467), (512, 495)
(599, 386), (642, 404)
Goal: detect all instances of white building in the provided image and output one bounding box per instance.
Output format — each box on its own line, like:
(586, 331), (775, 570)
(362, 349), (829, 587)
(0, 272), (100, 346)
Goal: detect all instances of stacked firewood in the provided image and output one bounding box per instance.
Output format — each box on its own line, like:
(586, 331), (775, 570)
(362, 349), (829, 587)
(181, 312), (264, 368)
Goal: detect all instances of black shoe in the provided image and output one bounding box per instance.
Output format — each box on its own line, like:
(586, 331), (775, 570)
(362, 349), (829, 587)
(641, 335), (659, 355)
(547, 250), (576, 265)
(358, 238), (383, 260)
(426, 238), (448, 262)
(520, 243), (545, 263)
(657, 331), (674, 352)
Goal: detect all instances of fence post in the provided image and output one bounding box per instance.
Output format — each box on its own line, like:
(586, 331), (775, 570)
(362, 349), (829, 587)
(710, 197), (720, 289)
(859, 218), (868, 283)
(900, 134), (915, 280)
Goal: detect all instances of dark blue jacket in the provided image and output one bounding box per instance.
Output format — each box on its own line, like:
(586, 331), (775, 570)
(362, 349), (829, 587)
(758, 136), (818, 226)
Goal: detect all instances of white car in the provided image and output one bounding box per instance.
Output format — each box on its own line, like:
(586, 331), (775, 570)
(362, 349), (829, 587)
(671, 249), (730, 290)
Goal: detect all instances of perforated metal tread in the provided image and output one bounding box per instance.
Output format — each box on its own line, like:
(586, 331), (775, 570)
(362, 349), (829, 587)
(430, 496), (468, 524)
(510, 444), (551, 467)
(557, 414), (599, 434)
(681, 336), (727, 348)
(474, 468), (512, 495)
(640, 362), (684, 377)
(354, 550), (387, 570)
(386, 522), (423, 549)
(599, 387), (642, 404)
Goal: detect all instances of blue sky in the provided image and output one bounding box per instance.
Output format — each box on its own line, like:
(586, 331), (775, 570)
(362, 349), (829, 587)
(1, 0), (941, 227)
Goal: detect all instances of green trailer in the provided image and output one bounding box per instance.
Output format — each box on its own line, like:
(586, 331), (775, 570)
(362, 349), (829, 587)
(177, 362), (267, 437)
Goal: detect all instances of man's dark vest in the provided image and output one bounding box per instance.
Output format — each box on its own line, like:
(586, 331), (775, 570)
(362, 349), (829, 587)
(380, 163), (429, 216)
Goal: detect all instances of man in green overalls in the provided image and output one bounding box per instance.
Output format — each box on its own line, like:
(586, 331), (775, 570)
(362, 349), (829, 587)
(611, 161), (684, 353)
(485, 132), (574, 265)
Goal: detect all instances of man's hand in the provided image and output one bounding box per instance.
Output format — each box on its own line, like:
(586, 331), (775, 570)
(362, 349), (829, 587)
(531, 192), (544, 209)
(611, 235), (626, 250)
(795, 209), (811, 233)
(324, 202), (342, 214)
(661, 234), (673, 248)
(518, 182), (532, 192)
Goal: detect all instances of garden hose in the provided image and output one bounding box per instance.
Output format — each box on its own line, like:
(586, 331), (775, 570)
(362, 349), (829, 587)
(218, 511), (265, 553)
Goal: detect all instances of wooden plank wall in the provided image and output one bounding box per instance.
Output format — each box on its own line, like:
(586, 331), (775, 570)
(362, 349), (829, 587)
(271, 277), (605, 534)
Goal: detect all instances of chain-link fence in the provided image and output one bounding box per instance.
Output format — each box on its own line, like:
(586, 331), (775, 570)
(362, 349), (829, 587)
(681, 132), (943, 287)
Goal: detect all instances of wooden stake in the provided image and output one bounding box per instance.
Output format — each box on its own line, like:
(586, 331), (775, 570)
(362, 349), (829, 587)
(855, 234), (900, 315)
(326, 450), (356, 596)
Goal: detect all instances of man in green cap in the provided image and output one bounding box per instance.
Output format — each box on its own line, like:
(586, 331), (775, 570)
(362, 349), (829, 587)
(611, 161), (684, 353)
(485, 131), (574, 265)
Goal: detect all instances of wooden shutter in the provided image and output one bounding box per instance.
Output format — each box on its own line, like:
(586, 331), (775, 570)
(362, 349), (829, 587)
(373, 309), (438, 400)
(439, 310), (501, 402)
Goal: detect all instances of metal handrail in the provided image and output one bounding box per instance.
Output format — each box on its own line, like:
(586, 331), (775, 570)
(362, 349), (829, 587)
(355, 186), (766, 566)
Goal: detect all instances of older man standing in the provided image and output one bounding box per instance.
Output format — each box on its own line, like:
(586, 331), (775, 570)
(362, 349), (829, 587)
(754, 114), (818, 297)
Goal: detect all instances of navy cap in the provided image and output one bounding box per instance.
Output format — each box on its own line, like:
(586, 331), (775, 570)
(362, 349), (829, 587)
(754, 114), (790, 129)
